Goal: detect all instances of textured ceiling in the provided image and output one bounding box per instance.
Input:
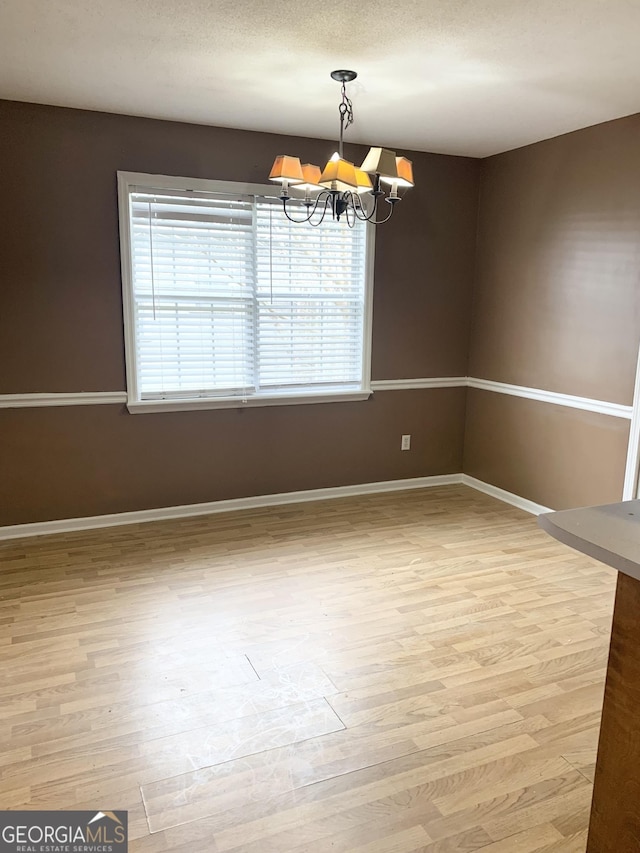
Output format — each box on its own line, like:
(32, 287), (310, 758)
(1, 0), (640, 157)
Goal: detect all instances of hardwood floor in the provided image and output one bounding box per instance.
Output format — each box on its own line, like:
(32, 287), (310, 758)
(0, 485), (615, 852)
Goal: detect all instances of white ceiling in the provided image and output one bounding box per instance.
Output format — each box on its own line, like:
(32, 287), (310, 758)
(1, 0), (640, 158)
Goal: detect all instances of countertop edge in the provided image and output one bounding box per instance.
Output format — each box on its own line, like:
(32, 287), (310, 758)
(538, 509), (640, 579)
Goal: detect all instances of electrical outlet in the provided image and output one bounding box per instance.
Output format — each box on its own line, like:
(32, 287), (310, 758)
(401, 434), (411, 451)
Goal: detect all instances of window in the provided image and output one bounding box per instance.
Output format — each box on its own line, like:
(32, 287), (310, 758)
(117, 172), (374, 412)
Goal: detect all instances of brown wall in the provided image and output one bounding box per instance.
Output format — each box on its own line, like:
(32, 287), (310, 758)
(0, 100), (479, 525)
(466, 114), (640, 509)
(464, 390), (629, 510)
(4, 391), (466, 525)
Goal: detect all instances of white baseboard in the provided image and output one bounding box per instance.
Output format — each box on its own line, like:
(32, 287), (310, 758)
(0, 473), (553, 541)
(462, 475), (551, 515)
(0, 474), (465, 541)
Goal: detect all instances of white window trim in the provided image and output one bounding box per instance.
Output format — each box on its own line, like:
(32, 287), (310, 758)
(117, 171), (374, 413)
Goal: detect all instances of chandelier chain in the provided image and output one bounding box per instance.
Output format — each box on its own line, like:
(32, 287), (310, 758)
(338, 81), (354, 158)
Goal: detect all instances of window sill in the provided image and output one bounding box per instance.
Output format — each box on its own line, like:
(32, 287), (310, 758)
(126, 389), (372, 414)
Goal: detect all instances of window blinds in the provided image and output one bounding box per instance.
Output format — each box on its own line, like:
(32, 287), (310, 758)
(128, 187), (368, 401)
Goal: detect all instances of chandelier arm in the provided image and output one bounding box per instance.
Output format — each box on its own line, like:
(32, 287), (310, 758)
(281, 192), (329, 224)
(346, 185), (401, 224)
(307, 194), (334, 227)
(344, 197), (357, 229)
(281, 201), (314, 224)
(350, 192), (379, 221)
(363, 201), (399, 225)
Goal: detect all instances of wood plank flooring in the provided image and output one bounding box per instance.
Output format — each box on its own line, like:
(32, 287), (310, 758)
(0, 486), (616, 851)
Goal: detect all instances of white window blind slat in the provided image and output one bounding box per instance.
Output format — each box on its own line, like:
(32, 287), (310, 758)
(125, 183), (368, 402)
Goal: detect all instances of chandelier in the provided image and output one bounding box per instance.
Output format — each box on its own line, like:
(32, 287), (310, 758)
(268, 70), (414, 226)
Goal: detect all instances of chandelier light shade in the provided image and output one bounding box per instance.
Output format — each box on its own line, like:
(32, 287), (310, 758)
(359, 147), (399, 180)
(319, 152), (359, 191)
(355, 168), (373, 194)
(394, 156), (415, 188)
(268, 155), (304, 186)
(267, 70), (414, 226)
(298, 163), (323, 192)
